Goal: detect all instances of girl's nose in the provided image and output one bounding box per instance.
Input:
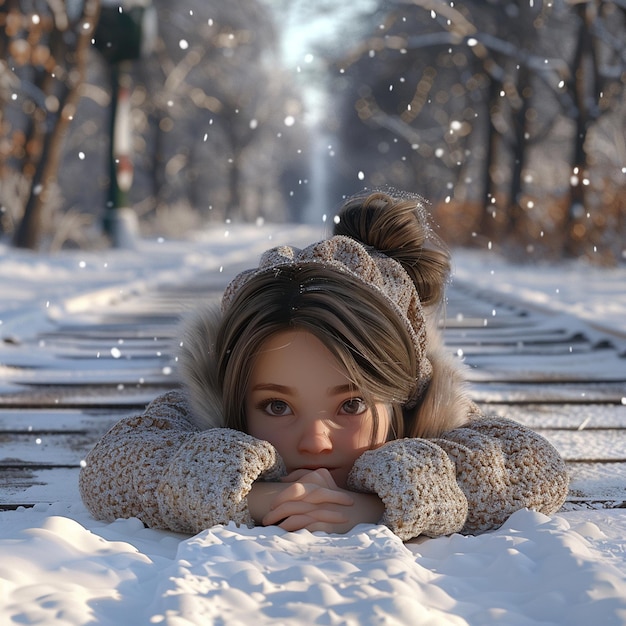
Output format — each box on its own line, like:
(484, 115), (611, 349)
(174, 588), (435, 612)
(297, 419), (333, 454)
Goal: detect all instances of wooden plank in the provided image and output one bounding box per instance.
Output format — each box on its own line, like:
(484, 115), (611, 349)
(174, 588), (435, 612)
(442, 314), (534, 329)
(0, 346), (174, 367)
(468, 382), (626, 404)
(478, 404), (626, 430)
(566, 462), (626, 504)
(0, 408), (130, 434)
(443, 320), (557, 335)
(48, 294), (222, 327)
(15, 334), (173, 349)
(445, 326), (599, 355)
(447, 342), (599, 357)
(22, 324), (181, 339)
(0, 467), (80, 507)
(0, 360), (177, 386)
(463, 349), (626, 382)
(540, 429), (626, 462)
(2, 346), (174, 361)
(0, 432), (97, 465)
(0, 384), (168, 407)
(446, 289), (524, 311)
(51, 316), (183, 331)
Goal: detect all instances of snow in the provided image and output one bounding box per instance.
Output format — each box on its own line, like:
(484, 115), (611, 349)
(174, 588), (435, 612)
(451, 248), (626, 337)
(1, 225), (626, 625)
(2, 503), (626, 625)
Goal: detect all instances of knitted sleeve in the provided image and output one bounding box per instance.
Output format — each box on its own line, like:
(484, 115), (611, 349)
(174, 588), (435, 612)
(347, 416), (569, 541)
(78, 390), (286, 534)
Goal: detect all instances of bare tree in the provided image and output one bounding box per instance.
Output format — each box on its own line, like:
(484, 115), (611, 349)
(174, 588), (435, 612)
(563, 0), (626, 257)
(0, 0), (100, 248)
(326, 0), (625, 260)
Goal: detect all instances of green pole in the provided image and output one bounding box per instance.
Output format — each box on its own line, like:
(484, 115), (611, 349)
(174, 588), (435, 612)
(103, 63), (120, 241)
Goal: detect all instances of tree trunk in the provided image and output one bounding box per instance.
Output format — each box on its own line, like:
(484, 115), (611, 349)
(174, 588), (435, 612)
(564, 2), (599, 257)
(13, 0), (100, 249)
(507, 63), (531, 237)
(478, 77), (501, 243)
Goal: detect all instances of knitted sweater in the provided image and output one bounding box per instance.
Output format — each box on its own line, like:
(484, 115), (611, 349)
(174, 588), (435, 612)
(79, 390), (569, 541)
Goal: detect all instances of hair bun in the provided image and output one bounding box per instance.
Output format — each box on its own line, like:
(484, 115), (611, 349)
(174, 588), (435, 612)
(333, 191), (450, 306)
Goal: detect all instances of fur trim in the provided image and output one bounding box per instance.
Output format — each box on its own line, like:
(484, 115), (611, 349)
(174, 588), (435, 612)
(410, 310), (473, 438)
(177, 304), (225, 430)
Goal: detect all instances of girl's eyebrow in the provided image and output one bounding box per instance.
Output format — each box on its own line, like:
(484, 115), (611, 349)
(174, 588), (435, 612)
(250, 383), (292, 394)
(328, 384), (357, 396)
(250, 383), (356, 396)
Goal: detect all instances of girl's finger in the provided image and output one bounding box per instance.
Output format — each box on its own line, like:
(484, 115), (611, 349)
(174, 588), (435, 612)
(281, 469), (315, 482)
(270, 483), (353, 509)
(263, 501), (349, 527)
(274, 510), (349, 531)
(281, 468), (338, 489)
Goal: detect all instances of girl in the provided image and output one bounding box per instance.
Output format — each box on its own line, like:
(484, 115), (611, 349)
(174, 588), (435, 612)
(79, 191), (569, 541)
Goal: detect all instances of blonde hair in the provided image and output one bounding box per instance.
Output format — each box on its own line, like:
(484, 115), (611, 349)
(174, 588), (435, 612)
(211, 191), (452, 441)
(216, 264), (416, 440)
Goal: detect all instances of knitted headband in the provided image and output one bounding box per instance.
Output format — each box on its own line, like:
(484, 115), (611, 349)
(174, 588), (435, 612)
(222, 235), (432, 406)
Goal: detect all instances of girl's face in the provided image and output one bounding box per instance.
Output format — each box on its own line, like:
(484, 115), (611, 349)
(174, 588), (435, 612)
(245, 330), (390, 488)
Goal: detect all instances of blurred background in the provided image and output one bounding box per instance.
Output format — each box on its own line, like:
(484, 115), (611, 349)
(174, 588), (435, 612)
(0, 0), (624, 263)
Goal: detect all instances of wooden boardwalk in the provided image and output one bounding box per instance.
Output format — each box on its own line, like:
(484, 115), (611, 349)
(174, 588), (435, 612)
(1, 264), (625, 511)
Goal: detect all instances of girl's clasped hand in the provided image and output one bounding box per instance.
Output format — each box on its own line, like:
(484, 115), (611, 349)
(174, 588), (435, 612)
(253, 468), (383, 534)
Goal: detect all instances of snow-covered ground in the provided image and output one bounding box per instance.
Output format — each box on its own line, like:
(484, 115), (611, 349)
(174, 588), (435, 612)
(1, 224), (625, 625)
(452, 248), (626, 338)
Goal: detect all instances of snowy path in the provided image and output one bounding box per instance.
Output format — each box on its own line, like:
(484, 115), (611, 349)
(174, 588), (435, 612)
(1, 227), (625, 624)
(1, 239), (624, 509)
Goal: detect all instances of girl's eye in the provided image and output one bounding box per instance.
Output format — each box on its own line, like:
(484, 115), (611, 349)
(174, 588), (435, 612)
(340, 398), (367, 415)
(263, 400), (292, 416)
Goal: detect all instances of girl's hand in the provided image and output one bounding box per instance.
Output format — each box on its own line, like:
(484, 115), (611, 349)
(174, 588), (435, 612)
(262, 469), (384, 533)
(247, 469), (350, 526)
